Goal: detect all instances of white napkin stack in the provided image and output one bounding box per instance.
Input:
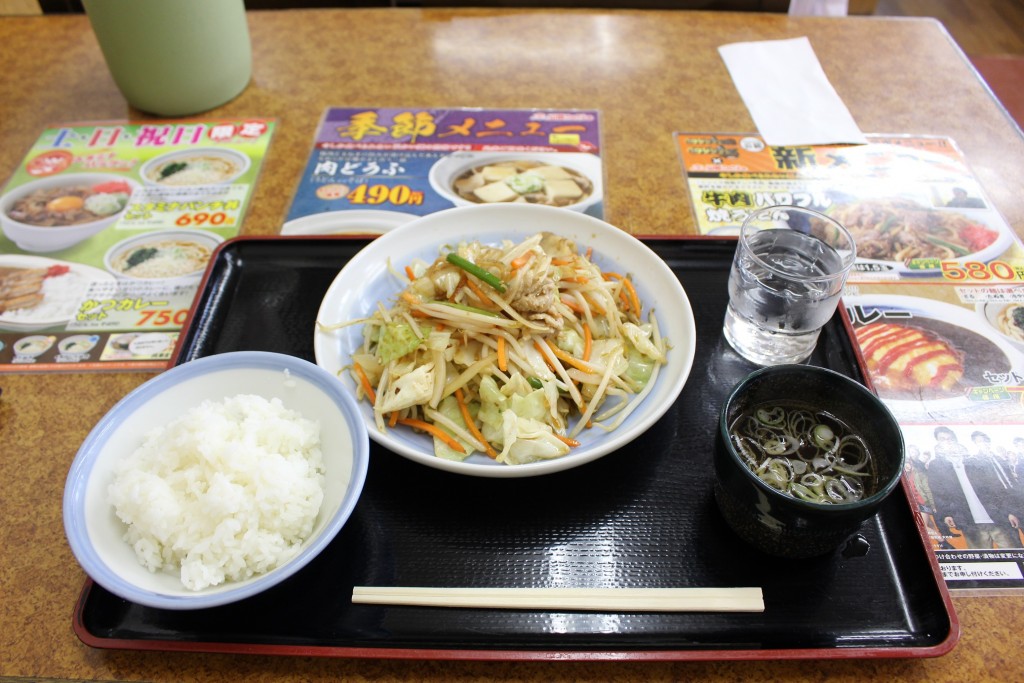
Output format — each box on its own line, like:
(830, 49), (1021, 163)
(718, 36), (867, 147)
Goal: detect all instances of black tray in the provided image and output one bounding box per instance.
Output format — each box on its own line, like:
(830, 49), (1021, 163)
(73, 236), (958, 661)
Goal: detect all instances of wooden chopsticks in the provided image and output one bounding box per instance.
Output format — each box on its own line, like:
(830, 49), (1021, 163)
(352, 586), (764, 613)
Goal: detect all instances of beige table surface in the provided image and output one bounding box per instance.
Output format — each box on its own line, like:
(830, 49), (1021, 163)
(2, 7), (1023, 682)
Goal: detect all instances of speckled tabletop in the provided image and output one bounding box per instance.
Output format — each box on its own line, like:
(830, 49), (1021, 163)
(2, 8), (1023, 683)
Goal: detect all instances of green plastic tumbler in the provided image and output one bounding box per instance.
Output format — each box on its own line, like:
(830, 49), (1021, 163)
(83, 0), (252, 117)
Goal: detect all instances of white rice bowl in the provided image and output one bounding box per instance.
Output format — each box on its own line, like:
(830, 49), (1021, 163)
(108, 394), (326, 591)
(63, 351), (369, 610)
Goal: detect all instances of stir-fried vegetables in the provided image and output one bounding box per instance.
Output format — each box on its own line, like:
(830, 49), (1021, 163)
(320, 231), (669, 465)
(728, 402), (877, 504)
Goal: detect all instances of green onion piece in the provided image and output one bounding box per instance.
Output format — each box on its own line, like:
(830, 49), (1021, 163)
(446, 252), (507, 293)
(812, 424), (835, 449)
(527, 377), (544, 389)
(921, 233), (970, 257)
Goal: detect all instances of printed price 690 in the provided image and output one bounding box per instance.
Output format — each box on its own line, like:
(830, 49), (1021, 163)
(137, 309), (190, 327)
(175, 212), (233, 227)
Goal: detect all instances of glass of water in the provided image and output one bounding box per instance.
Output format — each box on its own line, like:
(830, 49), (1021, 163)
(723, 206), (856, 366)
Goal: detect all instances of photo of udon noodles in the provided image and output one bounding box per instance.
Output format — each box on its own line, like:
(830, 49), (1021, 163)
(996, 303), (1024, 343)
(818, 198), (1000, 262)
(452, 160), (593, 207)
(111, 239), (213, 279)
(145, 155), (241, 186)
(5, 181), (132, 227)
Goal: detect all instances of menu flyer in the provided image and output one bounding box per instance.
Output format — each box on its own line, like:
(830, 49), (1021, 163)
(285, 107), (603, 234)
(0, 118), (275, 372)
(678, 133), (1024, 592)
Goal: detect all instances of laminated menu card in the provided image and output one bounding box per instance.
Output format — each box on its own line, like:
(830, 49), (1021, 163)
(284, 107), (603, 236)
(0, 118), (275, 372)
(678, 132), (1024, 593)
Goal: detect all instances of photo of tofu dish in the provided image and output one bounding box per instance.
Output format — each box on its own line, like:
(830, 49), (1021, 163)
(452, 160), (594, 208)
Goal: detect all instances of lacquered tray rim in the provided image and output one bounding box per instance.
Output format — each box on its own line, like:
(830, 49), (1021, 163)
(72, 234), (960, 662)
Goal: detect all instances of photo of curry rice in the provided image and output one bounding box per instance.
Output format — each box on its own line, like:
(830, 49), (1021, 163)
(821, 198), (999, 262)
(0, 264), (69, 314)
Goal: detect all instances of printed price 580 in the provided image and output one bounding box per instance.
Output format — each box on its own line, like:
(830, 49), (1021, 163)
(175, 212), (233, 227)
(941, 260), (1022, 281)
(137, 309), (190, 327)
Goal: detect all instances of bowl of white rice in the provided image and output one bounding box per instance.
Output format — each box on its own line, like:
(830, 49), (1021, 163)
(63, 351), (369, 610)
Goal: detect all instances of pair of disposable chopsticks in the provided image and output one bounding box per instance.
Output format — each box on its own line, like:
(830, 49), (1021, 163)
(352, 586), (764, 613)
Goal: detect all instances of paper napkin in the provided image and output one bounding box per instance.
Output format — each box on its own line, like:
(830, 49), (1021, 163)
(718, 36), (867, 146)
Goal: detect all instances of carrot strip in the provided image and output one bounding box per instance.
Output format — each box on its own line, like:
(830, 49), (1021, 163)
(396, 418), (466, 454)
(554, 433), (581, 448)
(550, 257), (575, 266)
(400, 291), (421, 307)
(604, 272), (641, 315)
(585, 246), (594, 260)
(511, 250), (534, 271)
(352, 362), (377, 403)
(463, 276), (490, 304)
(388, 410), (399, 427)
(546, 340), (597, 374)
(583, 325), (592, 362)
(405, 265), (415, 280)
(533, 341), (557, 372)
(560, 295), (585, 314)
(621, 276), (641, 316)
(581, 293), (606, 316)
(497, 335), (507, 372)
(455, 388), (498, 459)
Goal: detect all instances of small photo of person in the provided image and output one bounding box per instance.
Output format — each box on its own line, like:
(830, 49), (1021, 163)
(945, 186), (986, 209)
(912, 425), (1024, 551)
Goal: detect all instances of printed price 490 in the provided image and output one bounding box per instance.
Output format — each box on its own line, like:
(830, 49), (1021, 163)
(137, 309), (190, 327)
(347, 184), (425, 206)
(941, 260), (1023, 281)
(175, 212), (233, 227)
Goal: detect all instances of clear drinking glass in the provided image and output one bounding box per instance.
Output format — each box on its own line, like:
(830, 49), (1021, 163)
(723, 206), (856, 366)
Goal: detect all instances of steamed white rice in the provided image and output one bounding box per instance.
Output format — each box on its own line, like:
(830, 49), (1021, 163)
(108, 394), (325, 591)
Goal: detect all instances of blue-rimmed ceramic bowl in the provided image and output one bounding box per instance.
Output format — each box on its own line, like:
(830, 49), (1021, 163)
(63, 351), (369, 610)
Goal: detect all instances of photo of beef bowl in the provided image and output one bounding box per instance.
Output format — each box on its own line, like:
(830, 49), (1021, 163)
(104, 230), (224, 283)
(0, 173), (139, 253)
(139, 147), (251, 188)
(428, 152), (603, 214)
